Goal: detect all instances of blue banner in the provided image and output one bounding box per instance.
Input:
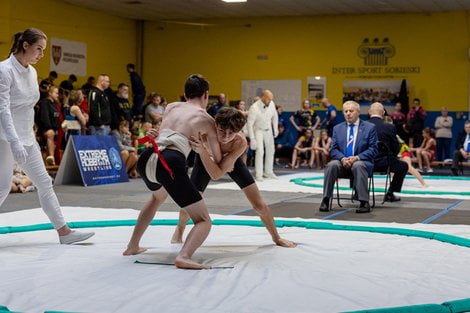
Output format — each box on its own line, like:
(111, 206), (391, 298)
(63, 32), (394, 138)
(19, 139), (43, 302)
(71, 135), (129, 186)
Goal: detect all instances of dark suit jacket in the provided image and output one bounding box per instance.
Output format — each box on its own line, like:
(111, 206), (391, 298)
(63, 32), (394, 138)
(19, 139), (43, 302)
(456, 131), (469, 150)
(368, 116), (399, 168)
(330, 119), (378, 175)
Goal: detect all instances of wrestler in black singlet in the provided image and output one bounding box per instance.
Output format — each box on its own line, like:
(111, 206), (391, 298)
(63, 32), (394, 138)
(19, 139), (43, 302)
(190, 154), (255, 192)
(137, 147), (202, 208)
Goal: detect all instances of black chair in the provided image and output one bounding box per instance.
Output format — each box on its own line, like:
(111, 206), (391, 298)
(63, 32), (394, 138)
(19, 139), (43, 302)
(375, 141), (393, 204)
(330, 173), (375, 210)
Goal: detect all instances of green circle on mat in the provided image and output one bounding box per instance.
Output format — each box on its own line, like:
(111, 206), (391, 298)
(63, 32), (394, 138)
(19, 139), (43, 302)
(290, 175), (470, 196)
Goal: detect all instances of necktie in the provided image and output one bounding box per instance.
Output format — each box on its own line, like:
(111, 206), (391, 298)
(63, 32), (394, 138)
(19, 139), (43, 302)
(467, 134), (470, 152)
(346, 124), (354, 157)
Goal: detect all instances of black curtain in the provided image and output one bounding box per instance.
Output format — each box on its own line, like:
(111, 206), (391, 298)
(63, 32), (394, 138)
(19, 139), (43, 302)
(397, 79), (409, 115)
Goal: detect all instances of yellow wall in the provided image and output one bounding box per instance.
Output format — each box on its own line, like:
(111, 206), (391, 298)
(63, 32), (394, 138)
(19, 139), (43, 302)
(143, 11), (470, 111)
(0, 0), (136, 89)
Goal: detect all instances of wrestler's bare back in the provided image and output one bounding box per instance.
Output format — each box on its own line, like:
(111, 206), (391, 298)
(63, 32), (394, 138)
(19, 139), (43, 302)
(161, 101), (221, 162)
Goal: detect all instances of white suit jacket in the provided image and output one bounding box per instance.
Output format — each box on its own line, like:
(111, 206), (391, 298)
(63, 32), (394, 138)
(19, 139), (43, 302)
(0, 54), (40, 146)
(247, 99), (279, 140)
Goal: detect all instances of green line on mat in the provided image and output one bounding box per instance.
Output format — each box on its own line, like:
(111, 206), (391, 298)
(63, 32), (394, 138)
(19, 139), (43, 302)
(343, 297), (470, 313)
(290, 175), (470, 196)
(1, 219), (469, 248)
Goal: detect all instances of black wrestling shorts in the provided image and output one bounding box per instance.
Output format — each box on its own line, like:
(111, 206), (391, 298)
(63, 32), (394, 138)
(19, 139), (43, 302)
(137, 147), (202, 208)
(190, 154), (255, 192)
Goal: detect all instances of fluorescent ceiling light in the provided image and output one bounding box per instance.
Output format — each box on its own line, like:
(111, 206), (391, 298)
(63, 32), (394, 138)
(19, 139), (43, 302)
(222, 0), (247, 3)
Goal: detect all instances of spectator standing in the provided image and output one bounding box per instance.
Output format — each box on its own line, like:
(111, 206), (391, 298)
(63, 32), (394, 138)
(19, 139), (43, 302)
(390, 102), (408, 144)
(207, 93), (226, 117)
(81, 76), (95, 97)
(111, 83), (132, 129)
(434, 106), (453, 161)
(276, 104), (288, 128)
(406, 98), (427, 147)
(59, 74), (77, 95)
(88, 74), (112, 135)
(321, 97), (338, 136)
(39, 70), (57, 99)
(126, 63), (146, 118)
(290, 99), (320, 135)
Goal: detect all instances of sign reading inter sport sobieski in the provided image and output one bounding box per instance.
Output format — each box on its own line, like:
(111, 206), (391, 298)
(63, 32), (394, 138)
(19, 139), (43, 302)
(331, 38), (420, 78)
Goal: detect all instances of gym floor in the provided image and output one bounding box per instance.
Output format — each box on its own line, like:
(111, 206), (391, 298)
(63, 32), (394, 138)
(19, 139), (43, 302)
(2, 166), (469, 227)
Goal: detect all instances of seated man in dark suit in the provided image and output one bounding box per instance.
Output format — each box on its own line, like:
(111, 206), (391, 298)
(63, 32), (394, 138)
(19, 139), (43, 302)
(368, 102), (408, 202)
(451, 120), (470, 176)
(319, 101), (378, 213)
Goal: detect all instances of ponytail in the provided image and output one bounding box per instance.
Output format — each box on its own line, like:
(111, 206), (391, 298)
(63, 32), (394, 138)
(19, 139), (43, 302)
(8, 28), (47, 57)
(9, 32), (23, 56)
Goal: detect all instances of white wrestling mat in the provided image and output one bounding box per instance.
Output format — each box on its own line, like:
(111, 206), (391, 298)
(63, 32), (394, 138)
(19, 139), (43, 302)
(207, 172), (470, 200)
(1, 207), (470, 313)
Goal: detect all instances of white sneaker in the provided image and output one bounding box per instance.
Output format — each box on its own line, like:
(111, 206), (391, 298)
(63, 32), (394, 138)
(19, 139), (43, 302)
(255, 175), (264, 181)
(427, 168), (433, 173)
(60, 230), (95, 245)
(263, 173), (278, 179)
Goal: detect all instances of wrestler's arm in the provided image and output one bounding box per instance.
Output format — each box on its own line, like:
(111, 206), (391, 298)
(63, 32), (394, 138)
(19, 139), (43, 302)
(202, 117), (222, 163)
(199, 135), (246, 180)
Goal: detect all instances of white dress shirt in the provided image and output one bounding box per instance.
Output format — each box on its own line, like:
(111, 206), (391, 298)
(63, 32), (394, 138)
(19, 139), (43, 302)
(0, 54), (40, 146)
(247, 99), (279, 139)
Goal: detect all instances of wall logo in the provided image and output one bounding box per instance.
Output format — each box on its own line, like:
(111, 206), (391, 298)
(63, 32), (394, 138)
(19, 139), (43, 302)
(108, 147), (122, 171)
(52, 45), (62, 66)
(357, 38), (395, 66)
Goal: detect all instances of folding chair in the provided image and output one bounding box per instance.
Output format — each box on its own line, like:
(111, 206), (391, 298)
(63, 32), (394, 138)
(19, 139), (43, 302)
(376, 141), (392, 204)
(330, 173), (375, 210)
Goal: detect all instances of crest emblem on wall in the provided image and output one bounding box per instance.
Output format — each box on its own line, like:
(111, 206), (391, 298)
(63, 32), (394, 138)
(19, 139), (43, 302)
(52, 45), (62, 66)
(357, 38), (395, 66)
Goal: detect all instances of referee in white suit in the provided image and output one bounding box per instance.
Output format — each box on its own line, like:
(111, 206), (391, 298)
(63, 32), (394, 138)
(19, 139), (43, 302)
(247, 90), (278, 181)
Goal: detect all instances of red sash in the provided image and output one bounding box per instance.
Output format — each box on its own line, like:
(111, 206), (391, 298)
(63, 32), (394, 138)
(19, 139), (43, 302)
(138, 136), (174, 179)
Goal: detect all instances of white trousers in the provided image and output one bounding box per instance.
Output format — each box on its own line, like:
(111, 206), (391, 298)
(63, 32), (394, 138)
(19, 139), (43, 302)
(0, 140), (66, 229)
(254, 128), (275, 177)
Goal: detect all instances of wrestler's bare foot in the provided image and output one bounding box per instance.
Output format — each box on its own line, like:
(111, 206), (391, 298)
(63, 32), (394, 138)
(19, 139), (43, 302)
(122, 245), (147, 256)
(175, 256), (210, 270)
(171, 229), (184, 244)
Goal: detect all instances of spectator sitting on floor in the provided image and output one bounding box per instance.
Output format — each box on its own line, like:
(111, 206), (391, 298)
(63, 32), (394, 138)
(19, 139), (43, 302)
(111, 121), (138, 178)
(412, 127), (436, 173)
(11, 163), (34, 193)
(451, 120), (470, 176)
(313, 129), (331, 169)
(290, 128), (314, 169)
